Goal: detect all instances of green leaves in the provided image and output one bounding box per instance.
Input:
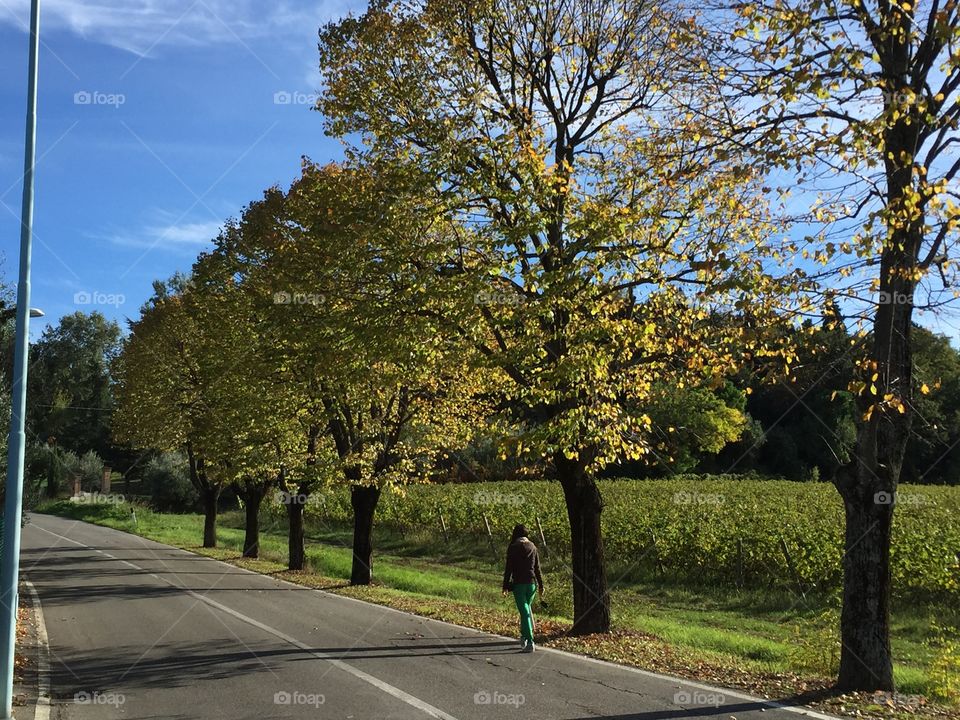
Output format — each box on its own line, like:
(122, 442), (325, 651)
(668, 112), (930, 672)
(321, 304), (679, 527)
(27, 312), (121, 457)
(316, 0), (799, 476)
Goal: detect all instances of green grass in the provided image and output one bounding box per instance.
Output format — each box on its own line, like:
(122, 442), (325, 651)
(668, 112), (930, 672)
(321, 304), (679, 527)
(36, 499), (958, 705)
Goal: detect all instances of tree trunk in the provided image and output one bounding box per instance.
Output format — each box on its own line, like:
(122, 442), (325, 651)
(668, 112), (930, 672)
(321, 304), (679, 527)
(286, 426), (319, 571)
(46, 458), (60, 498)
(835, 484), (895, 690)
(556, 454), (610, 634)
(834, 224), (914, 691)
(186, 443), (220, 549)
(350, 485), (381, 585)
(201, 486), (219, 549)
(287, 484), (308, 571)
(241, 484), (265, 558)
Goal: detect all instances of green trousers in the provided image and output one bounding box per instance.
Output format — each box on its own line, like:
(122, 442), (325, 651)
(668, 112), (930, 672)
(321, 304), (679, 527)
(512, 583), (537, 642)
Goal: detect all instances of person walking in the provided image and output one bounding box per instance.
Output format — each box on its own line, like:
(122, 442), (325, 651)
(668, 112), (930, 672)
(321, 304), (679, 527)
(502, 523), (544, 653)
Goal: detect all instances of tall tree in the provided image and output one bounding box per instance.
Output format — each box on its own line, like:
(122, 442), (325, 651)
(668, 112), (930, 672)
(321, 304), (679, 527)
(317, 0), (796, 631)
(902, 326), (960, 485)
(1, 287), (18, 485)
(193, 190), (335, 571)
(735, 316), (858, 482)
(27, 312), (121, 462)
(640, 383), (749, 475)
(190, 220), (315, 561)
(213, 164), (480, 582)
(113, 278), (234, 548)
(715, 0), (960, 690)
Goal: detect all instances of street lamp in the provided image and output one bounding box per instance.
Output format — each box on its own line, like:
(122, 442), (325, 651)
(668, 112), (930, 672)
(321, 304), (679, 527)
(0, 308), (44, 323)
(1, 0), (40, 717)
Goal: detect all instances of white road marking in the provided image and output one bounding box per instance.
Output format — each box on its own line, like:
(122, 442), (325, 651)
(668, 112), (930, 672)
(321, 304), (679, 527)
(30, 524), (460, 720)
(23, 579), (51, 720)
(31, 517), (844, 720)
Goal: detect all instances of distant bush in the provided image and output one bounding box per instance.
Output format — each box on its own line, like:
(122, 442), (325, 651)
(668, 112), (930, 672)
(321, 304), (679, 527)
(78, 450), (104, 492)
(143, 452), (197, 513)
(59, 450), (81, 491)
(23, 444), (53, 495)
(21, 443), (82, 498)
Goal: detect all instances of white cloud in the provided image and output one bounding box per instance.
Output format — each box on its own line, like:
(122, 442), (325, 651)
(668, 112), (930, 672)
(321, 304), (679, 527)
(153, 219), (223, 245)
(104, 218), (223, 251)
(0, 0), (355, 57)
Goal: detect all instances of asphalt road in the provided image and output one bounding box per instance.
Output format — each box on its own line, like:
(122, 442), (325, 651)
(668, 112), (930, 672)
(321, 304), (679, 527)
(18, 513), (835, 720)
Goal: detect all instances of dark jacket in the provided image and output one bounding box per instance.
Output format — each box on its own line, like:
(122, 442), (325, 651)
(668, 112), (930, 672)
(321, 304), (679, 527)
(502, 537), (544, 592)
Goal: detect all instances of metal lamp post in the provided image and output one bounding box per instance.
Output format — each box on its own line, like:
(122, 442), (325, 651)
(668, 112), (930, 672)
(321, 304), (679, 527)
(1, 0), (41, 716)
(0, 309), (44, 323)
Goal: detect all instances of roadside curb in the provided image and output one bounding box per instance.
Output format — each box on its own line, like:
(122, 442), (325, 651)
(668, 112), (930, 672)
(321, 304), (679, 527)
(22, 580), (50, 720)
(11, 579), (50, 720)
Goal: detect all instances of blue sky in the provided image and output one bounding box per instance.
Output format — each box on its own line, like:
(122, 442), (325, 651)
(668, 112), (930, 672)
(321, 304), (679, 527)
(2, 0), (959, 346)
(0, 0), (361, 337)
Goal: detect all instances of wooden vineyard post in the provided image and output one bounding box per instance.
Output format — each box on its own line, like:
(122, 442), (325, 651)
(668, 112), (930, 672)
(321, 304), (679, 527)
(736, 537), (745, 589)
(483, 514), (498, 563)
(648, 530), (666, 576)
(779, 536), (805, 598)
(437, 507), (449, 543)
(536, 516), (548, 558)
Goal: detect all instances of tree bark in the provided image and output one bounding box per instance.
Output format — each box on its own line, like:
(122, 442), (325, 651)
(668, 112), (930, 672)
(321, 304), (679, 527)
(835, 213), (915, 691)
(835, 484), (895, 690)
(186, 442), (221, 549)
(201, 485), (219, 549)
(287, 483), (309, 571)
(286, 426), (320, 571)
(350, 485), (381, 585)
(556, 454), (610, 634)
(240, 484), (266, 558)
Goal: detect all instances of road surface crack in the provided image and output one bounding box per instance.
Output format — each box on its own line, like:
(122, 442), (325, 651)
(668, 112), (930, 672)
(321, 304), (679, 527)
(555, 669), (650, 699)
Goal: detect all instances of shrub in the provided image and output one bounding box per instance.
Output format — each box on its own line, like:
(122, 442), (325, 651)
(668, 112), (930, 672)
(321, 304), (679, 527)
(143, 452), (197, 513)
(78, 450), (104, 492)
(22, 444), (81, 498)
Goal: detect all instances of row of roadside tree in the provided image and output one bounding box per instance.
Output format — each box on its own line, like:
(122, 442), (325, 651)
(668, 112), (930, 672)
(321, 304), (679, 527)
(107, 0), (960, 695)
